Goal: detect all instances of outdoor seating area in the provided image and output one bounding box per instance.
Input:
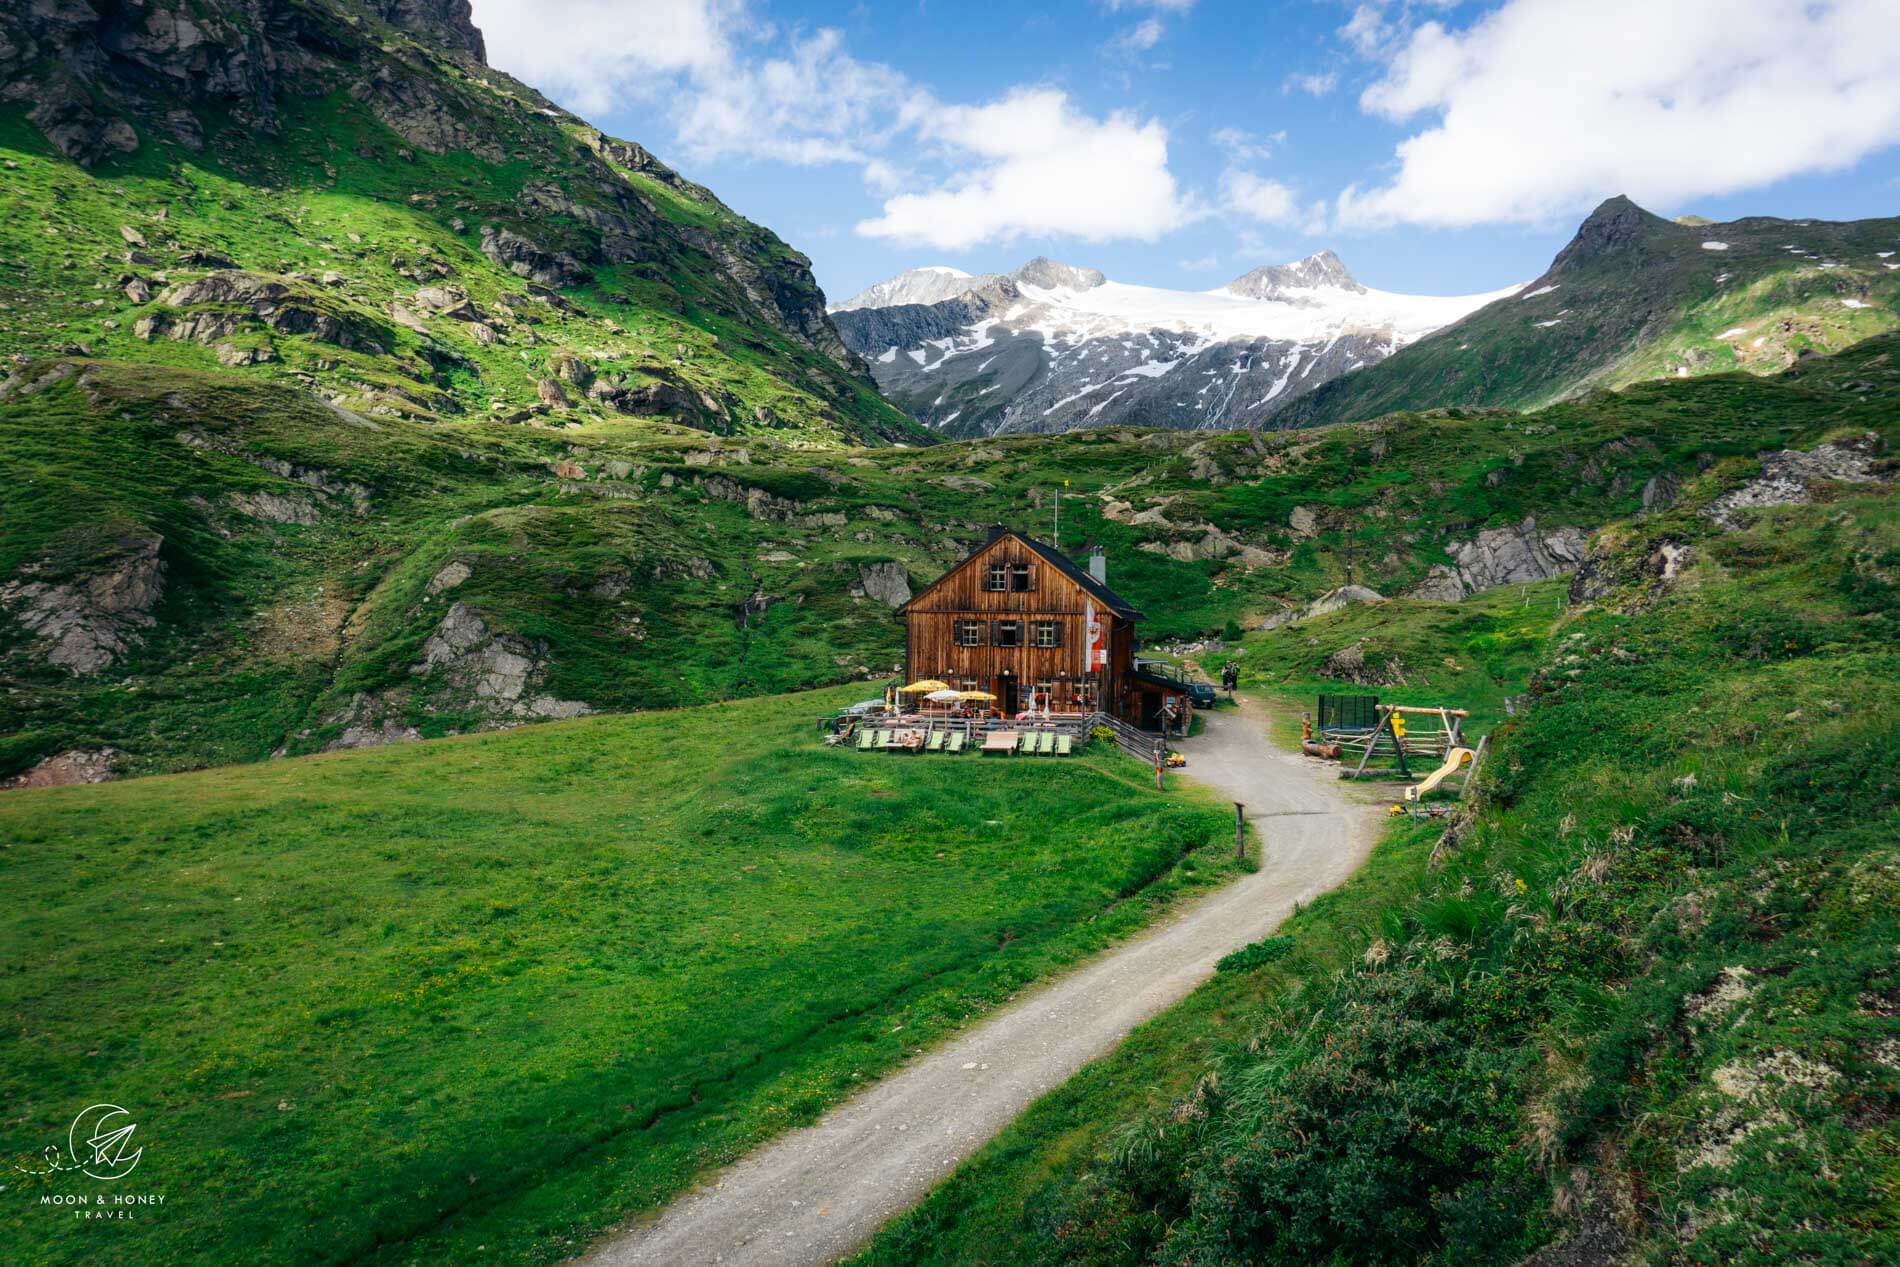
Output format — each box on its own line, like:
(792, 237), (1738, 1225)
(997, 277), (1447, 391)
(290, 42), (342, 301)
(843, 717), (1080, 757)
(825, 678), (1097, 757)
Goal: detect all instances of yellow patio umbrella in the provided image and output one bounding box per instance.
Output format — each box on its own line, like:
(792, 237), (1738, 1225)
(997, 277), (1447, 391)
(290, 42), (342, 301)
(957, 690), (997, 701)
(900, 679), (952, 693)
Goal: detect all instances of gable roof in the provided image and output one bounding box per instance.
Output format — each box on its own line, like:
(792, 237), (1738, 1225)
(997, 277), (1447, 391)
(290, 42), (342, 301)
(900, 528), (1144, 621)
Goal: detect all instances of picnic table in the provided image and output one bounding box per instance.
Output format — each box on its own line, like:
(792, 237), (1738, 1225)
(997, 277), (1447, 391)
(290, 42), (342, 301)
(981, 730), (1019, 753)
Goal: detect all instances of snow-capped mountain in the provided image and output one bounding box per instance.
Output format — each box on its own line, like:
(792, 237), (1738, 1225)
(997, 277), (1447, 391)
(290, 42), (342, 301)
(832, 266), (1003, 311)
(829, 252), (1520, 438)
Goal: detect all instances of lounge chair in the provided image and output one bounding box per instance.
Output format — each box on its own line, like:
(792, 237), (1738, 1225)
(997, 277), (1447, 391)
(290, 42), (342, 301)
(1017, 732), (1034, 754)
(1038, 731), (1056, 755)
(1056, 734), (1073, 756)
(927, 730), (945, 752)
(947, 731), (965, 753)
(874, 729), (893, 750)
(982, 731), (1018, 755)
(857, 728), (875, 751)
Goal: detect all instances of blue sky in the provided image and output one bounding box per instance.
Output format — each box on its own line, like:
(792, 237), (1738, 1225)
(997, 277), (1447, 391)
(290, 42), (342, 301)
(470, 0), (1900, 304)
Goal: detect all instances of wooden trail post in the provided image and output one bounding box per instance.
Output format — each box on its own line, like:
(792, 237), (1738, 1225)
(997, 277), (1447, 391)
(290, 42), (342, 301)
(1234, 803), (1245, 863)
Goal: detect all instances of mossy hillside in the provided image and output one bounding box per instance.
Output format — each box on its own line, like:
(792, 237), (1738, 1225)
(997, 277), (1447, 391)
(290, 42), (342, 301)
(851, 489), (1899, 1266)
(1284, 197), (1900, 428)
(0, 86), (918, 445)
(6, 336), (1899, 779)
(0, 682), (1252, 1267)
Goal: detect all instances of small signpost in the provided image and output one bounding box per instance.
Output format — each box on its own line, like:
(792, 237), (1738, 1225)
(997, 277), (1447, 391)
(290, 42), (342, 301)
(1234, 802), (1245, 863)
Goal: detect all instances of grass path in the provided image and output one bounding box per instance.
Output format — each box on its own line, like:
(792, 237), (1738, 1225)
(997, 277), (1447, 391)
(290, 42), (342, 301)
(582, 696), (1382, 1266)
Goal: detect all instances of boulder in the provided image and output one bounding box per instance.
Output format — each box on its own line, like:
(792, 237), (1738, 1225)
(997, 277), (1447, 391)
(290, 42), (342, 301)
(537, 377), (570, 409)
(412, 284), (483, 321)
(227, 490), (317, 523)
(1320, 642), (1407, 687)
(1288, 505), (1318, 538)
(858, 561), (912, 608)
(1641, 470), (1681, 512)
(480, 226), (587, 288)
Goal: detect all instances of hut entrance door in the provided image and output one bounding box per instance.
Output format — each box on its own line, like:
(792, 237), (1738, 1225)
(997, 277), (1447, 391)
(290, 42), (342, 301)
(999, 679), (1019, 715)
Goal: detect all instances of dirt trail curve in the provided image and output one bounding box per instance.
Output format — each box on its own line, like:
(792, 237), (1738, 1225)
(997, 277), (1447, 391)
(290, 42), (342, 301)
(582, 696), (1380, 1267)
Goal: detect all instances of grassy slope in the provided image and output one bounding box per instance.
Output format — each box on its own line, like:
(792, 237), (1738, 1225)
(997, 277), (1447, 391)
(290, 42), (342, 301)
(0, 684), (1249, 1267)
(9, 337), (1899, 780)
(1283, 198), (1900, 428)
(851, 488), (1899, 1264)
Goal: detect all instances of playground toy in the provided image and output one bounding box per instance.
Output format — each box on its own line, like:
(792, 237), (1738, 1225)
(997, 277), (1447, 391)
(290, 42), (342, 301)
(1405, 745), (1476, 801)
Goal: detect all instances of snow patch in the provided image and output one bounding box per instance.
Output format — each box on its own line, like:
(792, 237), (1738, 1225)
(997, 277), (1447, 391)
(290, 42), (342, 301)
(1701, 241), (1730, 251)
(1715, 327), (1748, 340)
(1841, 298), (1871, 309)
(877, 346), (898, 364)
(1518, 284), (1560, 299)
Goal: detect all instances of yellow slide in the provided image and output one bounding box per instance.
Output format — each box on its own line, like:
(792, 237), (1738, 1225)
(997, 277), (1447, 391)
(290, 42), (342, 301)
(1405, 747), (1474, 801)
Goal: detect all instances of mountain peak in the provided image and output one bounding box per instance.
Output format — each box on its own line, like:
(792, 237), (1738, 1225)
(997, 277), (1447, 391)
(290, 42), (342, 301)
(1224, 250), (1365, 300)
(1012, 258), (1108, 291)
(831, 266), (1001, 312)
(1551, 196), (1672, 272)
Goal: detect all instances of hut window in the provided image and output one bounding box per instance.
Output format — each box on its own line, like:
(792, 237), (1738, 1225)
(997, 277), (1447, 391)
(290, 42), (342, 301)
(954, 620), (983, 646)
(1033, 620), (1060, 648)
(994, 620), (1022, 648)
(1011, 563), (1033, 591)
(985, 563), (1010, 591)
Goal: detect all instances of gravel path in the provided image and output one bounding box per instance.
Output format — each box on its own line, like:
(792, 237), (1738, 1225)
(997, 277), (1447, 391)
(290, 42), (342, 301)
(581, 696), (1380, 1267)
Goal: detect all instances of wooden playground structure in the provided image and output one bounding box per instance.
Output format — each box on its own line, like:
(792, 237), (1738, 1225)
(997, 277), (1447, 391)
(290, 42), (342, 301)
(1302, 693), (1487, 812)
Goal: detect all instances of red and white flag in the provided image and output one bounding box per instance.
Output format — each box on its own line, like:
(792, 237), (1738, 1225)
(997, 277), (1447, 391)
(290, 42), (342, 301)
(1086, 601), (1106, 671)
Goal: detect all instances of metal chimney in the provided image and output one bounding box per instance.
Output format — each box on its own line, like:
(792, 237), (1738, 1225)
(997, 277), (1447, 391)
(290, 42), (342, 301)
(1087, 546), (1106, 586)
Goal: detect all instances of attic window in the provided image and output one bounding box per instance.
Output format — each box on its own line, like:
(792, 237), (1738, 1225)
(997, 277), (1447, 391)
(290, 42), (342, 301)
(1011, 564), (1033, 591)
(985, 563), (1010, 591)
(994, 620), (1022, 648)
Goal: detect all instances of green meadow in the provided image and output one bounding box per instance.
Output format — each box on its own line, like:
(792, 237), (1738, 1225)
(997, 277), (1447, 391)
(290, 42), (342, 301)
(0, 685), (1241, 1266)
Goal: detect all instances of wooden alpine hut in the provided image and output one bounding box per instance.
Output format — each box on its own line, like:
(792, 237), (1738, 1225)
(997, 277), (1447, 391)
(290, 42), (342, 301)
(898, 529), (1188, 726)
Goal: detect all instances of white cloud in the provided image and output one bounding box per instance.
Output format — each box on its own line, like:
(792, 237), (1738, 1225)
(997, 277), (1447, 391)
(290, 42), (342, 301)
(1283, 70), (1339, 96)
(470, 0), (746, 117)
(1177, 253), (1222, 271)
(476, 0), (1195, 253)
(1220, 169), (1301, 226)
(1101, 0), (1197, 10)
(1211, 126), (1280, 161)
(1111, 18), (1166, 54)
(1334, 0), (1900, 229)
(857, 88), (1193, 249)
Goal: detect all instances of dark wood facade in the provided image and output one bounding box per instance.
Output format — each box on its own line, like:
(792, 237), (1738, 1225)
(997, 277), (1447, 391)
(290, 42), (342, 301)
(901, 530), (1175, 723)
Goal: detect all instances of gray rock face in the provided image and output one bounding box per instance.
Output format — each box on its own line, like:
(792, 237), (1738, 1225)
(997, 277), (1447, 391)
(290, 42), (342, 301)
(858, 561), (912, 608)
(1641, 469), (1681, 512)
(480, 227), (588, 288)
(412, 602), (588, 722)
(1702, 436), (1884, 529)
(1416, 517), (1587, 600)
(0, 534), (164, 674)
(1, 748), (118, 791)
(228, 490), (319, 524)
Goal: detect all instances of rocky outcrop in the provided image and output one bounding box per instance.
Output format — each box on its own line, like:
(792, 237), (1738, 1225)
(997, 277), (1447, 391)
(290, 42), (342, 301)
(480, 227), (588, 288)
(1, 534), (164, 674)
(1412, 517), (1587, 600)
(412, 602), (588, 721)
(858, 561), (912, 608)
(2, 748), (118, 790)
(1702, 435), (1885, 529)
(148, 271), (379, 351)
(1569, 532), (1697, 605)
(1260, 584), (1385, 631)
